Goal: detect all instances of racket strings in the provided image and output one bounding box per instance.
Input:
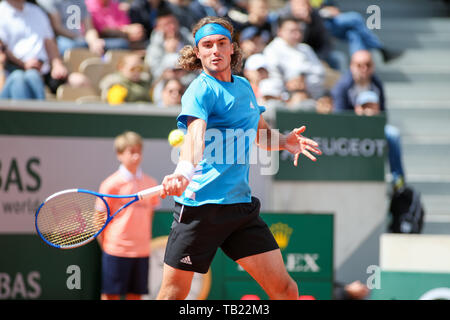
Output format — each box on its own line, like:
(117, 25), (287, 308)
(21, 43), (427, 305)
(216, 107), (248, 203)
(36, 192), (107, 248)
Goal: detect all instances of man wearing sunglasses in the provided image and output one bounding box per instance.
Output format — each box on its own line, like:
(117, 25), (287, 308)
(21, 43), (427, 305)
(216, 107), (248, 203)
(331, 50), (385, 112)
(332, 49), (406, 195)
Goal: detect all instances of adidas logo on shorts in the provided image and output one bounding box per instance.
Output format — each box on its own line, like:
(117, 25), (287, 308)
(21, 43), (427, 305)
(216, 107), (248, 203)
(180, 256), (192, 265)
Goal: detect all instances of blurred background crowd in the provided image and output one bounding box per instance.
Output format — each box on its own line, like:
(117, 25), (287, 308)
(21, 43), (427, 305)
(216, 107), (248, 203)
(0, 0), (402, 110)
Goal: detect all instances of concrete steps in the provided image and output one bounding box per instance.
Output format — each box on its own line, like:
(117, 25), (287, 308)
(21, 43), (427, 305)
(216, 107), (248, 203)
(339, 0), (450, 18)
(345, 0), (450, 224)
(388, 108), (450, 138)
(403, 143), (450, 176)
(385, 83), (450, 100)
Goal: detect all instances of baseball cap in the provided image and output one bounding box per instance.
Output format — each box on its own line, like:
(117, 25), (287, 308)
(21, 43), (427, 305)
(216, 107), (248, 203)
(161, 53), (181, 71)
(244, 53), (268, 71)
(356, 90), (379, 106)
(240, 26), (271, 43)
(259, 78), (284, 98)
(284, 65), (309, 80)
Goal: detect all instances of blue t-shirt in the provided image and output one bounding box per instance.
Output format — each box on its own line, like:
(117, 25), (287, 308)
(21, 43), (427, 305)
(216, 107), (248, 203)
(174, 72), (265, 206)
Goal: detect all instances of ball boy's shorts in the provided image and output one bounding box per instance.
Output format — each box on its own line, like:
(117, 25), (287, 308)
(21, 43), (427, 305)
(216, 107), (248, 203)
(101, 252), (149, 295)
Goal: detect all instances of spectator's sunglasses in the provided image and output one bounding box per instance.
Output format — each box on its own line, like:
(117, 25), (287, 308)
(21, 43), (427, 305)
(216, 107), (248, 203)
(355, 61), (373, 68)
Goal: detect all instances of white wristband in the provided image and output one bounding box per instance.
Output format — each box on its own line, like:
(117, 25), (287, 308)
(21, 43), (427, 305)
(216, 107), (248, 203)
(174, 160), (195, 181)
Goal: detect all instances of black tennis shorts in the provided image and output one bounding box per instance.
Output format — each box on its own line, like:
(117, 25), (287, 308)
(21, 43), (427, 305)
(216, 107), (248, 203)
(164, 197), (279, 274)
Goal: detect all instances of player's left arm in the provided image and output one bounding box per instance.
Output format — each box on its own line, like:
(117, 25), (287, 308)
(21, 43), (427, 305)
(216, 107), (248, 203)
(256, 115), (322, 166)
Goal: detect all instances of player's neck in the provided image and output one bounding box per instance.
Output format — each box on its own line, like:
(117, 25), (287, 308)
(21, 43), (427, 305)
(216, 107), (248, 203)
(203, 68), (232, 82)
(120, 164), (139, 176)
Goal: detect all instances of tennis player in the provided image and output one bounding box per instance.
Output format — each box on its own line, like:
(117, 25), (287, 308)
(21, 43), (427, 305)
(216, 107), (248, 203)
(157, 16), (322, 300)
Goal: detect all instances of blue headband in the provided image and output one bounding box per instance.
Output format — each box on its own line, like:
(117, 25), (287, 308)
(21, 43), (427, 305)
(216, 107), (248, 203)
(195, 23), (232, 46)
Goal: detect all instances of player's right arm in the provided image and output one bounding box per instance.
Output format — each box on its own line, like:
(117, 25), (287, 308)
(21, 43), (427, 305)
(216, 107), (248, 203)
(160, 117), (206, 198)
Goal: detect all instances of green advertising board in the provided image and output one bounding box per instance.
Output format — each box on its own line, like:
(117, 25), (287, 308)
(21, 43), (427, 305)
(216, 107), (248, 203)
(371, 271), (450, 300)
(0, 212), (333, 300)
(0, 234), (101, 299)
(0, 109), (177, 139)
(275, 110), (387, 181)
(153, 212), (334, 300)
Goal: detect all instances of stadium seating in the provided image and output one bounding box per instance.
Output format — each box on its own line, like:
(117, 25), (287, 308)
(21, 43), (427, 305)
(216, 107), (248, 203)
(103, 49), (133, 69)
(63, 48), (101, 73)
(56, 84), (100, 103)
(79, 57), (116, 94)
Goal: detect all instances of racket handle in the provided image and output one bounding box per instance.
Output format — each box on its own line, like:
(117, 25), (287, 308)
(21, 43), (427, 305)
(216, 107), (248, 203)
(137, 185), (163, 200)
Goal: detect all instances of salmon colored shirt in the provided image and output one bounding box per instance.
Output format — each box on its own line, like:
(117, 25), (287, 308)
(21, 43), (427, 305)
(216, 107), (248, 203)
(98, 165), (160, 258)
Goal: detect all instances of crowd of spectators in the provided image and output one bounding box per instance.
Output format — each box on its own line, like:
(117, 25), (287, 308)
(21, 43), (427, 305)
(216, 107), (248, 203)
(0, 0), (401, 113)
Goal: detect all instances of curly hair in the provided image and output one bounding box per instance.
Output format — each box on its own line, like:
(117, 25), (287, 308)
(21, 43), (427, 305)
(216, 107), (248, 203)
(178, 17), (243, 73)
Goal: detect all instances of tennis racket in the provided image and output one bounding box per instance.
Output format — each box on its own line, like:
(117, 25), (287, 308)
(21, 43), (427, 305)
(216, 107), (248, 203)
(35, 185), (163, 249)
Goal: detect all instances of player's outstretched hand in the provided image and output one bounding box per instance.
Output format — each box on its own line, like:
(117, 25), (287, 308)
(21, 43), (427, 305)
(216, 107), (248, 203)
(285, 126), (322, 166)
(160, 173), (190, 198)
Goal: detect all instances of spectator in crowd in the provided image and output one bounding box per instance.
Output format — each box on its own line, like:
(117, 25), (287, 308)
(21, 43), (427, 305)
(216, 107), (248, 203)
(129, 0), (171, 39)
(165, 0), (203, 31)
(240, 0), (277, 39)
(100, 53), (152, 104)
(285, 70), (314, 109)
(332, 50), (384, 112)
(354, 90), (406, 190)
(239, 26), (271, 60)
(315, 90), (334, 114)
(287, 89), (311, 109)
(258, 77), (286, 118)
(0, 66), (47, 100)
(258, 77), (285, 103)
(0, 0), (68, 99)
(312, 0), (402, 62)
(86, 0), (146, 50)
(0, 38), (46, 100)
(238, 26), (270, 77)
(0, 41), (6, 91)
(145, 10), (194, 80)
(354, 90), (381, 116)
(190, 0), (251, 32)
(285, 70), (307, 96)
(221, 0), (246, 11)
(97, 131), (160, 300)
(278, 0), (343, 71)
(157, 77), (185, 107)
(117, 0), (132, 12)
(263, 16), (325, 99)
(332, 50), (405, 190)
(36, 0), (105, 56)
(243, 53), (269, 99)
(190, 0), (229, 20)
(150, 52), (196, 105)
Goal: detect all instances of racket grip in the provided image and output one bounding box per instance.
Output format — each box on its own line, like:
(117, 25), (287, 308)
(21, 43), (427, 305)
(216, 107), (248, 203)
(137, 185), (163, 200)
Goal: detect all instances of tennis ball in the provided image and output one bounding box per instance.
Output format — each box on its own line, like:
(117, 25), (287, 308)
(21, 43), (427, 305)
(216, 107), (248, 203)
(168, 129), (185, 147)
